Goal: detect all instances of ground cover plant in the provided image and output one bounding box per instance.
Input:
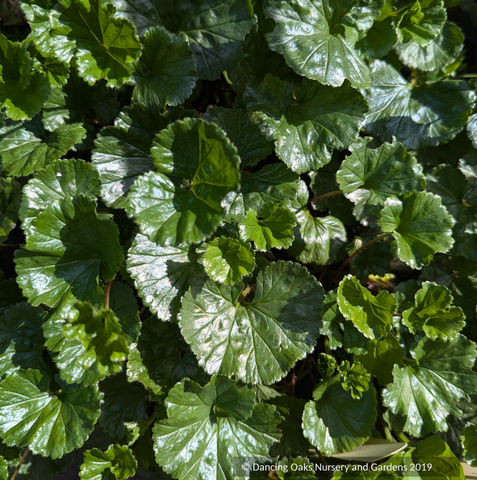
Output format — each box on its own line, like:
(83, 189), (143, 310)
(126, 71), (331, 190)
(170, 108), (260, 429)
(1, 0), (477, 478)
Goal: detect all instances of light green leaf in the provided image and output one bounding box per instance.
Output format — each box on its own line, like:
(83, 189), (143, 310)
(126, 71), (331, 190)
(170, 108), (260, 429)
(204, 237), (255, 285)
(15, 196), (124, 309)
(462, 425), (477, 467)
(53, 0), (142, 87)
(264, 0), (374, 88)
(336, 138), (423, 217)
(0, 117), (86, 177)
(403, 282), (465, 341)
(337, 275), (396, 339)
(395, 22), (464, 71)
(0, 369), (101, 458)
(239, 205), (296, 251)
(127, 233), (201, 322)
(363, 60), (475, 150)
(131, 26), (197, 107)
(180, 261), (324, 384)
(382, 335), (477, 436)
(0, 177), (20, 243)
(80, 444), (137, 480)
(244, 75), (367, 173)
(289, 211), (347, 265)
(320, 291), (344, 350)
(204, 106), (273, 167)
(19, 159), (101, 236)
(338, 361), (371, 400)
(0, 34), (50, 120)
(110, 0), (256, 80)
(377, 191), (454, 268)
(302, 374), (377, 456)
(128, 118), (240, 245)
(153, 375), (282, 480)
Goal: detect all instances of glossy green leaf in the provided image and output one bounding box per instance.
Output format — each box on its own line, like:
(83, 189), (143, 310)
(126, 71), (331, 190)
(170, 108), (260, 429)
(110, 0), (256, 80)
(0, 34), (50, 121)
(337, 275), (396, 339)
(19, 159), (101, 236)
(338, 361), (371, 400)
(363, 60), (475, 150)
(462, 424), (477, 467)
(131, 26), (197, 107)
(377, 191), (454, 269)
(320, 291), (344, 350)
(0, 369), (101, 458)
(80, 444), (137, 480)
(15, 196), (124, 309)
(239, 205), (296, 251)
(0, 117), (86, 177)
(180, 261), (324, 384)
(403, 282), (465, 341)
(0, 177), (20, 243)
(336, 138), (423, 217)
(203, 237), (255, 285)
(153, 375), (282, 480)
(302, 374), (377, 456)
(244, 75), (367, 173)
(382, 335), (477, 436)
(263, 0), (376, 88)
(128, 118), (240, 245)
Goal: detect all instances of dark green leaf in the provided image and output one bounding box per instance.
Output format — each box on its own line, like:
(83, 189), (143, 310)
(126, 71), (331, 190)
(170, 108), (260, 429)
(80, 444), (137, 480)
(462, 424), (477, 467)
(0, 177), (20, 243)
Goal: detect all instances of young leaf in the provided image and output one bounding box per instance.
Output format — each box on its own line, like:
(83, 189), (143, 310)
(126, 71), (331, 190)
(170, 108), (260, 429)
(461, 424), (477, 467)
(244, 75), (367, 173)
(382, 335), (477, 436)
(377, 191), (454, 269)
(336, 138), (423, 217)
(338, 361), (371, 400)
(131, 26), (197, 108)
(152, 375), (282, 480)
(239, 205), (296, 251)
(180, 261), (324, 384)
(302, 374), (377, 456)
(80, 444), (137, 480)
(0, 369), (101, 459)
(337, 275), (397, 339)
(203, 237), (255, 285)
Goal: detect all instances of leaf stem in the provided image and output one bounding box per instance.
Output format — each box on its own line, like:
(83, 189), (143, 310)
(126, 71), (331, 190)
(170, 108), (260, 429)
(315, 447), (329, 466)
(309, 190), (342, 204)
(10, 446), (29, 480)
(338, 233), (392, 271)
(104, 279), (114, 310)
(396, 431), (410, 444)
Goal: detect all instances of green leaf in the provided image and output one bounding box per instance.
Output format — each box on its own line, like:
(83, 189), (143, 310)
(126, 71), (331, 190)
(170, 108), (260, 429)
(80, 444), (137, 480)
(239, 205), (296, 251)
(110, 0), (256, 80)
(289, 211), (347, 265)
(356, 17), (396, 58)
(403, 282), (465, 341)
(241, 163), (299, 211)
(153, 375), (282, 480)
(354, 334), (404, 386)
(338, 361), (371, 400)
(15, 196), (124, 309)
(337, 275), (397, 339)
(395, 22), (464, 71)
(62, 302), (129, 384)
(263, 0), (375, 88)
(204, 106), (273, 167)
(127, 118), (240, 245)
(92, 105), (196, 209)
(107, 282), (140, 345)
(19, 159), (101, 236)
(52, 0), (142, 87)
(274, 457), (317, 479)
(0, 303), (47, 379)
(302, 374), (377, 456)
(382, 334), (477, 436)
(320, 291), (344, 350)
(462, 424), (477, 467)
(244, 75), (367, 173)
(336, 138), (423, 218)
(363, 60), (475, 150)
(377, 191), (454, 269)
(0, 177), (20, 243)
(131, 26), (197, 107)
(180, 261), (324, 384)
(0, 369), (101, 458)
(0, 117), (86, 177)
(203, 237), (255, 285)
(126, 233), (201, 321)
(318, 353), (338, 379)
(0, 34), (50, 121)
